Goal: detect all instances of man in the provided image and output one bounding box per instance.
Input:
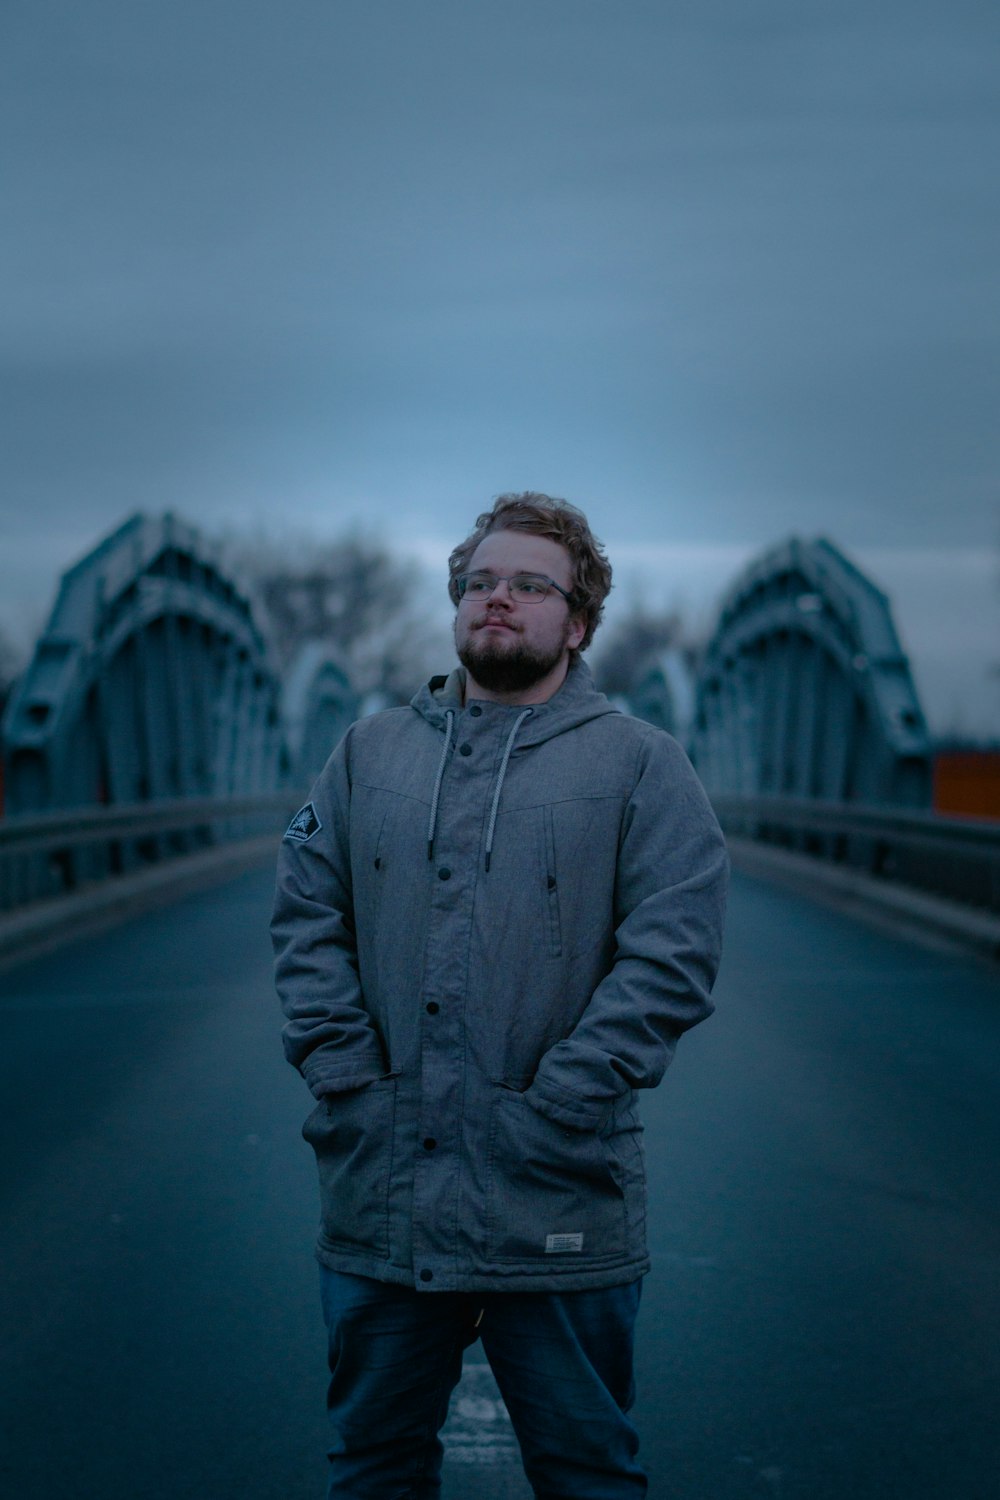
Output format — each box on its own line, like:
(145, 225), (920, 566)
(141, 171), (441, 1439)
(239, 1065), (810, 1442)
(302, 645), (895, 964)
(272, 493), (728, 1498)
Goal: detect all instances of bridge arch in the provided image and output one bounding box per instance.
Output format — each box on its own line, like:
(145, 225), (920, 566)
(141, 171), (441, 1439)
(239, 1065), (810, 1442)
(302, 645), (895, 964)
(628, 647), (695, 742)
(2, 513), (284, 814)
(281, 642), (359, 785)
(689, 537), (931, 805)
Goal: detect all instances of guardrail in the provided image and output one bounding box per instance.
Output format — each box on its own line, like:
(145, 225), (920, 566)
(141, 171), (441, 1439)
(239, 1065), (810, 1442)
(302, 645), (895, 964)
(5, 791), (999, 924)
(0, 794), (298, 913)
(712, 795), (1000, 915)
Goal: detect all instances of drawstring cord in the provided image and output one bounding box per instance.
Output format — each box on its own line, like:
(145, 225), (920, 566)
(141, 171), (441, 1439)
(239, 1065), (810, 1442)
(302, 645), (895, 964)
(484, 708), (533, 871)
(427, 709), (454, 860)
(428, 705), (533, 869)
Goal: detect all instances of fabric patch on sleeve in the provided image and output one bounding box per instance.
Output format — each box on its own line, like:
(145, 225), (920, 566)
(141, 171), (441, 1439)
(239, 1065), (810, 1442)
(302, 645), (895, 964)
(284, 802), (323, 843)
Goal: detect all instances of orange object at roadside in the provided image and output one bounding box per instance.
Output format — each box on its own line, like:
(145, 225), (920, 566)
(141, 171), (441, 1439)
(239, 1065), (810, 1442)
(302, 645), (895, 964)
(933, 749), (1000, 821)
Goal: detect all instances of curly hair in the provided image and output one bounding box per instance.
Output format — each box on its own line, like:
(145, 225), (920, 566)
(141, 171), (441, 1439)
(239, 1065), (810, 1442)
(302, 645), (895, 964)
(447, 492), (613, 652)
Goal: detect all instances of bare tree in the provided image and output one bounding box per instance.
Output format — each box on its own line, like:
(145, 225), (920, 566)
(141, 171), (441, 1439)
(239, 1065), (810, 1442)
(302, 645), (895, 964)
(230, 529), (449, 704)
(0, 626), (23, 719)
(591, 604), (692, 698)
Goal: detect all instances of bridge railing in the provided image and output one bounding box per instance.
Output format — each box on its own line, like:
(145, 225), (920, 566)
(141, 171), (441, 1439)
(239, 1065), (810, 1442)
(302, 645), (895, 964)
(712, 794), (1000, 914)
(6, 790), (999, 924)
(0, 794), (297, 913)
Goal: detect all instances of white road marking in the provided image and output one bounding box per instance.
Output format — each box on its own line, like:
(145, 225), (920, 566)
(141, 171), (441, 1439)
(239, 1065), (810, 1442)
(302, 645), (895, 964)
(442, 1362), (520, 1466)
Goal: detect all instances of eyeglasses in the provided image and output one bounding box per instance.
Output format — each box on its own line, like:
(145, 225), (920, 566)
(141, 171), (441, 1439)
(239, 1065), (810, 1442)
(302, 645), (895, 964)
(456, 572), (574, 605)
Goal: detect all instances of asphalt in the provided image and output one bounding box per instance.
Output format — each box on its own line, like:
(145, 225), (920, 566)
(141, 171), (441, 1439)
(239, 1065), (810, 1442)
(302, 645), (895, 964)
(0, 865), (997, 1500)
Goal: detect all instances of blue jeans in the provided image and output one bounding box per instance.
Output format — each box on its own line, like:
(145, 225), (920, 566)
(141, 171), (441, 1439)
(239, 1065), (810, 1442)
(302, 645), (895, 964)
(319, 1267), (647, 1499)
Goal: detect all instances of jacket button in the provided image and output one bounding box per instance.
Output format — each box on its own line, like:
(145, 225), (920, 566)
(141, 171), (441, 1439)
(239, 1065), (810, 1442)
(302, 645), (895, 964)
(423, 1137), (437, 1151)
(438, 867), (451, 880)
(469, 704), (482, 717)
(426, 1001), (440, 1015)
(459, 742), (472, 755)
(419, 1269), (434, 1282)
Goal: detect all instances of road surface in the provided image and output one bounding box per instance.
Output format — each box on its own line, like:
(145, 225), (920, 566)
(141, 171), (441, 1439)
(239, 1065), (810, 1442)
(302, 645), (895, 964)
(1, 865), (997, 1499)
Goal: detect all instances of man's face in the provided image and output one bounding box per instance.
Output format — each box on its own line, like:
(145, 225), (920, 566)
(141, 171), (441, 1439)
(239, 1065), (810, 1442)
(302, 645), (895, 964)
(453, 530), (586, 696)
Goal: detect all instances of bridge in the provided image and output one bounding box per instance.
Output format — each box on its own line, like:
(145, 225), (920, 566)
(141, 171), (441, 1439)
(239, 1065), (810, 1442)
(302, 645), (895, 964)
(1, 518), (998, 1499)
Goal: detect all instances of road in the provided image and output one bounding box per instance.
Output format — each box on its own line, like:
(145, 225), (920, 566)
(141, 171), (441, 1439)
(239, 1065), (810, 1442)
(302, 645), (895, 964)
(1, 865), (997, 1499)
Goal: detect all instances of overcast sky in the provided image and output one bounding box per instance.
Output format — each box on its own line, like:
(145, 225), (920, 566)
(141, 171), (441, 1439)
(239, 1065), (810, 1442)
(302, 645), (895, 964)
(2, 1), (998, 733)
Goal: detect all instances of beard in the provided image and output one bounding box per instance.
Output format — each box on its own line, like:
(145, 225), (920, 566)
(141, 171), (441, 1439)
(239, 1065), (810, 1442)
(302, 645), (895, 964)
(456, 620), (571, 694)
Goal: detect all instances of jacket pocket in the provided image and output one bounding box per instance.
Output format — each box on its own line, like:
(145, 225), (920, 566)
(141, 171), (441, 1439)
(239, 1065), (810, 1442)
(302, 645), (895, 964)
(353, 804), (392, 929)
(485, 1086), (627, 1262)
(302, 1075), (398, 1258)
(541, 806), (562, 958)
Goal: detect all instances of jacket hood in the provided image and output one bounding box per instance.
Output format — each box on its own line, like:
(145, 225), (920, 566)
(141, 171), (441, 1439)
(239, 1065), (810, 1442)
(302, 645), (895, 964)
(410, 653), (619, 747)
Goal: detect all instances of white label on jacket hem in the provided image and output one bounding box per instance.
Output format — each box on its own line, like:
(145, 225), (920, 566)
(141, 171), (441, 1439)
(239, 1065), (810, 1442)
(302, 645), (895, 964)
(545, 1232), (584, 1253)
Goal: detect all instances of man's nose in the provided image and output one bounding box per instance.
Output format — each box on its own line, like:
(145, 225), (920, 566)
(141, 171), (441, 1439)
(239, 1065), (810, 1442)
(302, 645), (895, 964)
(486, 579), (515, 605)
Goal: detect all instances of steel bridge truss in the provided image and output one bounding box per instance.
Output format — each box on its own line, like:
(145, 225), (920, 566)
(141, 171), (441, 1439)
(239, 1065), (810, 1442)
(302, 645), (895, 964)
(690, 538), (931, 806)
(281, 641), (359, 786)
(2, 515), (286, 896)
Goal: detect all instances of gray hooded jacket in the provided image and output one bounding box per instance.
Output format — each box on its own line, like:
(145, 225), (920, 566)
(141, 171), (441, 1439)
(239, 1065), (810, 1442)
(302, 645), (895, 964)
(272, 655), (728, 1292)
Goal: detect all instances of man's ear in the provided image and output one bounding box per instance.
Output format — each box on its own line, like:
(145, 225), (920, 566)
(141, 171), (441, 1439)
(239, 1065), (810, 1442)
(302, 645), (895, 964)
(567, 612), (587, 651)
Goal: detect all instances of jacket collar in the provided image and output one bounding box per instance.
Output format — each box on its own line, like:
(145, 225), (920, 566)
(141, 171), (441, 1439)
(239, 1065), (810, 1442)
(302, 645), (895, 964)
(411, 653), (618, 746)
